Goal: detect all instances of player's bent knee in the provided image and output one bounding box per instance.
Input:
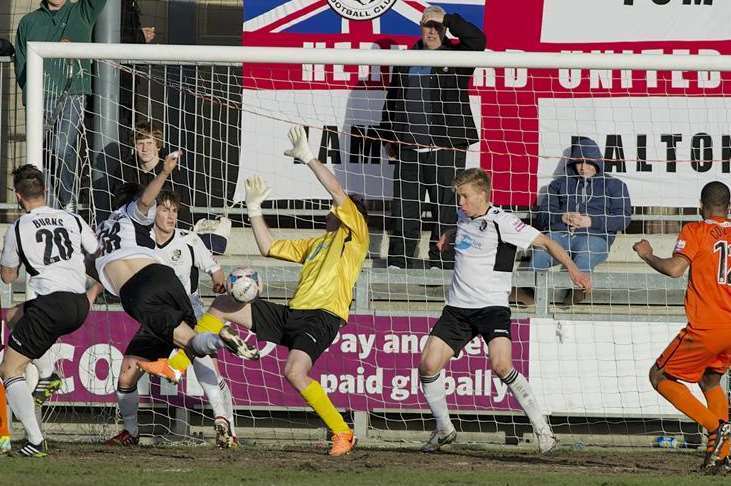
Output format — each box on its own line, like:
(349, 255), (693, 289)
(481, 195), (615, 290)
(648, 365), (665, 389)
(418, 356), (442, 377)
(491, 361), (512, 380)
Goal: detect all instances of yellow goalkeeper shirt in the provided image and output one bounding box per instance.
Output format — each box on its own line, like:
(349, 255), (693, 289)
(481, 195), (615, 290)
(268, 196), (369, 322)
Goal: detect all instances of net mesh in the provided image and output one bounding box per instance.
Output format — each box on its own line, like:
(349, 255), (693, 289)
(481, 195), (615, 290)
(13, 51), (728, 449)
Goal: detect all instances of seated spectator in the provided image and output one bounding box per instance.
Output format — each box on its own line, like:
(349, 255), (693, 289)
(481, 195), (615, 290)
(109, 121), (194, 228)
(526, 137), (632, 305)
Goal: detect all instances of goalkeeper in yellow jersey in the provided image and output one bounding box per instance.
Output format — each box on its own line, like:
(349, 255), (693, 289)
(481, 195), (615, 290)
(141, 126), (369, 456)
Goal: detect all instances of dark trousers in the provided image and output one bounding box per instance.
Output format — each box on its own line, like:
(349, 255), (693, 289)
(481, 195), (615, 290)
(388, 147), (466, 267)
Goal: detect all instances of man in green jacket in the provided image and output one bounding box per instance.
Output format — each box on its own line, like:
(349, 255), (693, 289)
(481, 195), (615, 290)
(15, 0), (107, 210)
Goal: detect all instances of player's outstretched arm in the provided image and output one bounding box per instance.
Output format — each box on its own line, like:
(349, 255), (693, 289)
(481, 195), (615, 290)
(633, 239), (689, 278)
(245, 176), (274, 256)
(533, 234), (592, 290)
(284, 126), (347, 206)
(137, 150), (180, 214)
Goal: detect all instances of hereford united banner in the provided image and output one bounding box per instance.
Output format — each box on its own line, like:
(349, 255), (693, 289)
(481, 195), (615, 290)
(238, 0), (731, 207)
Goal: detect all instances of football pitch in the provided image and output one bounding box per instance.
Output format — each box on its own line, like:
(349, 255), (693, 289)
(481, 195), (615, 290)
(1, 442), (728, 486)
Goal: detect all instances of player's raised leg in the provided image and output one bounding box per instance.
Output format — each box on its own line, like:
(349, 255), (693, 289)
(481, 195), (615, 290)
(418, 335), (457, 452)
(488, 336), (556, 453)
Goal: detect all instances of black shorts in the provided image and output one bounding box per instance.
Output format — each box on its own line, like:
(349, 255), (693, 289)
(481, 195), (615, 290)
(125, 327), (177, 361)
(119, 264), (196, 345)
(250, 300), (343, 362)
(430, 305), (512, 356)
(8, 291), (90, 360)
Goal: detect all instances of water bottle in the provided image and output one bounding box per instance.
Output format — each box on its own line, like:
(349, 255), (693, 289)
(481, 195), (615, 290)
(655, 436), (677, 448)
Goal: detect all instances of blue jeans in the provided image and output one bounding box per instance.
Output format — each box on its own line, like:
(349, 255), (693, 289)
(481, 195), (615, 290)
(530, 231), (610, 272)
(44, 94), (85, 208)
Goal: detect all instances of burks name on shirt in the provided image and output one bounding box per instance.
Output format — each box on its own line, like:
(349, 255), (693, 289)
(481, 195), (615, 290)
(31, 216), (65, 229)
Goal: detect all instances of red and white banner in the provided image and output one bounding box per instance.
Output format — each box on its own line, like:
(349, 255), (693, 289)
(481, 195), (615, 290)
(239, 0), (731, 207)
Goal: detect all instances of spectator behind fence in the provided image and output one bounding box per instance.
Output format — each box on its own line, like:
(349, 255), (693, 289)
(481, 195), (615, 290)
(108, 121), (194, 229)
(378, 6), (485, 270)
(14, 0), (108, 210)
(527, 137), (632, 306)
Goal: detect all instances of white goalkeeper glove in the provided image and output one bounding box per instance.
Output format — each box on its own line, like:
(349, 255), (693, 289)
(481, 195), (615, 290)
(244, 176), (271, 218)
(283, 125), (315, 164)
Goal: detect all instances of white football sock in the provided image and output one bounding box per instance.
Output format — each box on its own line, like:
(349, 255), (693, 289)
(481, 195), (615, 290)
(193, 356), (227, 419)
(116, 385), (139, 437)
(218, 378), (236, 436)
(502, 368), (551, 435)
(4, 376), (44, 444)
(420, 373), (453, 434)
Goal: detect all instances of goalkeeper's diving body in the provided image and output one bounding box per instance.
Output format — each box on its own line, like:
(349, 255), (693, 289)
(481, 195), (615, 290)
(419, 168), (591, 454)
(141, 126), (369, 456)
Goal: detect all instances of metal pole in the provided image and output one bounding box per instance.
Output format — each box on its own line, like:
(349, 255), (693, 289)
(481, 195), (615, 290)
(92, 0), (121, 182)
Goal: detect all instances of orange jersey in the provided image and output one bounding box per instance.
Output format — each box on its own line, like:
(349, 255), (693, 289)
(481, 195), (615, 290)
(674, 217), (731, 329)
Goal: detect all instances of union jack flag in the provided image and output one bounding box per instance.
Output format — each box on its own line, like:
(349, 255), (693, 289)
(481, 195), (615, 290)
(243, 0), (485, 38)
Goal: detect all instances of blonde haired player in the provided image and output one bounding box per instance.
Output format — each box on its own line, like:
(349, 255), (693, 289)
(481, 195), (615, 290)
(141, 126), (369, 456)
(419, 168), (591, 453)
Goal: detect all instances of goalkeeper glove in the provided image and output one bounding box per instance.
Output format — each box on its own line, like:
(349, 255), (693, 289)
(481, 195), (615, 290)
(284, 125), (315, 164)
(245, 176), (271, 218)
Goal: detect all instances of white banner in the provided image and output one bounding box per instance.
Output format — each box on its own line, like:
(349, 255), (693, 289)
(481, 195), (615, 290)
(541, 0), (731, 43)
(530, 318), (699, 417)
(235, 89), (481, 202)
(538, 96), (731, 207)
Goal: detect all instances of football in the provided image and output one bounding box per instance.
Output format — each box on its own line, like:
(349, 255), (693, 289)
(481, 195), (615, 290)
(227, 267), (262, 303)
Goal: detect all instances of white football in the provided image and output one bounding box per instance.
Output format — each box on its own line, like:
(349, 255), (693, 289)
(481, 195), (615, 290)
(227, 267), (262, 303)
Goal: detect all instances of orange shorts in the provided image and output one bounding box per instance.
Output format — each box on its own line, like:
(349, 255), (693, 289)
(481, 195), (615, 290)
(655, 325), (731, 383)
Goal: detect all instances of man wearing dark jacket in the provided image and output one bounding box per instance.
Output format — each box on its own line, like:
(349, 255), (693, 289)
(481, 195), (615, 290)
(378, 6), (485, 269)
(108, 121), (194, 229)
(531, 137), (632, 304)
(15, 0), (108, 210)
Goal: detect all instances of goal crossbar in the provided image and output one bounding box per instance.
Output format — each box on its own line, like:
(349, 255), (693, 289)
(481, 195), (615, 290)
(24, 41), (731, 168)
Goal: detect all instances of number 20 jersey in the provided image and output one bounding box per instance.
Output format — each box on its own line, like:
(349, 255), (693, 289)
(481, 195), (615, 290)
(673, 217), (731, 329)
(0, 206), (98, 296)
(95, 201), (161, 296)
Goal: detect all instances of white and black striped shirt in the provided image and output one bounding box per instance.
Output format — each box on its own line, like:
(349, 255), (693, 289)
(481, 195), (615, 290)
(449, 207), (540, 308)
(155, 229), (220, 318)
(95, 200), (161, 295)
(1, 206), (97, 295)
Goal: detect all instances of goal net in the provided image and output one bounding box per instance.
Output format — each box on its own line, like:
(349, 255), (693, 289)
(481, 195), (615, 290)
(14, 42), (729, 449)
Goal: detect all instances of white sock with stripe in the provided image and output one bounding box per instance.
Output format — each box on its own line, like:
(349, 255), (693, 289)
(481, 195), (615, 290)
(116, 385), (139, 437)
(420, 372), (454, 434)
(4, 376), (44, 444)
(502, 368), (551, 435)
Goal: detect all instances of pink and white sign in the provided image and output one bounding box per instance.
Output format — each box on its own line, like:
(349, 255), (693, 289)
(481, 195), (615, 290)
(10, 311), (528, 412)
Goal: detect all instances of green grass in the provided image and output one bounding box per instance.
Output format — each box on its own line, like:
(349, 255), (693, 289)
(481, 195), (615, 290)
(0, 442), (726, 486)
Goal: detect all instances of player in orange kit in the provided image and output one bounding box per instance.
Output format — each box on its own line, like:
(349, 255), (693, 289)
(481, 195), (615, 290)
(634, 181), (731, 473)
